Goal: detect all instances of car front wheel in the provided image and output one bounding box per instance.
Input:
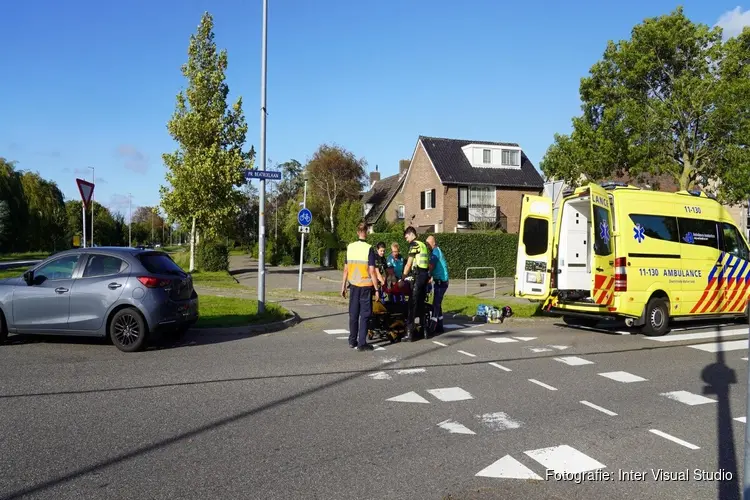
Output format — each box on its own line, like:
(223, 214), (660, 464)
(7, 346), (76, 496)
(110, 308), (148, 352)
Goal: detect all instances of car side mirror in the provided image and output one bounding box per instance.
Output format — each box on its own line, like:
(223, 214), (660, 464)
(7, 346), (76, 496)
(23, 270), (34, 286)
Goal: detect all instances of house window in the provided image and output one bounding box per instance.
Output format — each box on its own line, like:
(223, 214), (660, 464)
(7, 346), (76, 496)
(397, 205), (405, 219)
(501, 149), (520, 167)
(421, 189), (436, 210)
(482, 149), (491, 164)
(459, 186), (496, 222)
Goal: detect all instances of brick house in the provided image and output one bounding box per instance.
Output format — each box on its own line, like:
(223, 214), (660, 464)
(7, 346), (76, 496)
(361, 161), (407, 231)
(400, 136), (545, 234)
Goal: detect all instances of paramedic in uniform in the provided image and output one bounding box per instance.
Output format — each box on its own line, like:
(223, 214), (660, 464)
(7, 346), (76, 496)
(402, 226), (430, 341)
(341, 222), (379, 351)
(427, 235), (449, 334)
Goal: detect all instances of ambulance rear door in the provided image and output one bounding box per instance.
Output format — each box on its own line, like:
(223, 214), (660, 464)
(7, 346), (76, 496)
(515, 194), (554, 300)
(589, 184), (615, 306)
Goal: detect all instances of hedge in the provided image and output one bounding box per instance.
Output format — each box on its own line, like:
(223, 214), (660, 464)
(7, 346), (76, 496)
(197, 241), (230, 271)
(365, 231), (518, 279)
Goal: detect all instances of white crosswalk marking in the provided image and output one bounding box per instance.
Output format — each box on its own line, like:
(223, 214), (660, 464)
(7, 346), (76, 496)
(476, 412), (522, 431)
(580, 401), (617, 416)
(599, 371), (648, 383)
(324, 329), (348, 335)
(555, 356), (595, 366)
(386, 392), (430, 404)
(528, 379), (557, 391)
(427, 387), (474, 402)
(524, 445), (606, 474)
(488, 362), (512, 372)
(645, 329), (747, 342)
(487, 337), (518, 344)
(660, 391), (716, 406)
(688, 340), (747, 352)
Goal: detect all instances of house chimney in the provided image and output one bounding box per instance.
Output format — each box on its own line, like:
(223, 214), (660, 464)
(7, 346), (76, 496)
(399, 159), (410, 176)
(369, 165), (380, 186)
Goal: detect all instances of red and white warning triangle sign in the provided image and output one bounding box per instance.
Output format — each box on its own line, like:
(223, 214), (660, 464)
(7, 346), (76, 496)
(76, 178), (95, 207)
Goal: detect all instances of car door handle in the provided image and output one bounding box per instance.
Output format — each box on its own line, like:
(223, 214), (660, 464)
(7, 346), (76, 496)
(108, 283), (122, 290)
(55, 287), (69, 294)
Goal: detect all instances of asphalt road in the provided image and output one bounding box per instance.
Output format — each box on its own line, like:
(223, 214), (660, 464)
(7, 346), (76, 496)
(1, 301), (748, 500)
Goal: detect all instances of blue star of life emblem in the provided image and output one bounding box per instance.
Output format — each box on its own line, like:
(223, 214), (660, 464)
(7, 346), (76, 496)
(634, 224), (645, 243)
(599, 221), (610, 245)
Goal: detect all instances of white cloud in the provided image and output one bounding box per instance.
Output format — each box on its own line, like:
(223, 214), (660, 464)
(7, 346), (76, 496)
(115, 145), (149, 174)
(716, 6), (750, 40)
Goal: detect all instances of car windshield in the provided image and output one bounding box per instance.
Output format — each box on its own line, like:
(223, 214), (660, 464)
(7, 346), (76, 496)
(138, 253), (186, 275)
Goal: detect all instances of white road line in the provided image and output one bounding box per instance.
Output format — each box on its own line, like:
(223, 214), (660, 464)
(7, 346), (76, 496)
(660, 391), (716, 406)
(616, 331), (632, 335)
(743, 357), (748, 361)
(524, 445), (606, 474)
(646, 329), (747, 342)
(735, 417), (747, 423)
(374, 345), (386, 351)
(555, 356), (595, 366)
(489, 362), (512, 372)
(427, 387), (474, 401)
(476, 412), (522, 431)
(580, 400), (617, 416)
(369, 372), (392, 380)
(649, 429), (700, 450)
(548, 345), (570, 350)
(396, 368), (426, 375)
(324, 329), (349, 335)
(513, 336), (537, 341)
(529, 347), (553, 353)
(475, 455), (542, 480)
(432, 341), (448, 347)
(528, 379), (557, 391)
(485, 329), (507, 333)
(689, 340), (747, 353)
(461, 330), (484, 333)
(599, 371), (648, 383)
(336, 336), (348, 340)
(437, 419), (476, 435)
(457, 350), (476, 358)
(487, 337), (518, 344)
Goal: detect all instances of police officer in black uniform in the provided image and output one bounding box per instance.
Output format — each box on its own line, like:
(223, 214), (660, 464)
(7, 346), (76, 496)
(402, 226), (430, 341)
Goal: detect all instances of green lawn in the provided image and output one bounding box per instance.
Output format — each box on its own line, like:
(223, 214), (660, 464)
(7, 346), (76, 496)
(0, 252), (50, 263)
(196, 294), (289, 328)
(0, 267), (27, 280)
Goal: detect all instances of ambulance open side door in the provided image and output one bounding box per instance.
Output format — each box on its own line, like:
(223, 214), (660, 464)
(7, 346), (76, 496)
(514, 194), (554, 300)
(589, 183), (615, 306)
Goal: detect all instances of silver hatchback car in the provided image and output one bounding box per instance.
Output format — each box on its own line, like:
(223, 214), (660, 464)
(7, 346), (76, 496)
(0, 247), (199, 352)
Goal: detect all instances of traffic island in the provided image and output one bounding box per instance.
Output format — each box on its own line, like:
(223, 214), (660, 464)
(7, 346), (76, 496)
(191, 294), (299, 336)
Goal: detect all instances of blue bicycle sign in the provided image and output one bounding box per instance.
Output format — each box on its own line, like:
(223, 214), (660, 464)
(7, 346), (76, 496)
(298, 208), (312, 227)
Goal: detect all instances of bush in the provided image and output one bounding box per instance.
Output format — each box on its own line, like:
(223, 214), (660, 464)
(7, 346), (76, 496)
(197, 241), (230, 272)
(366, 231), (518, 278)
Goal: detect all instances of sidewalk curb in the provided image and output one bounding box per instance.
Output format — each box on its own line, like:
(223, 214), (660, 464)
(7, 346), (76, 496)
(190, 310), (301, 337)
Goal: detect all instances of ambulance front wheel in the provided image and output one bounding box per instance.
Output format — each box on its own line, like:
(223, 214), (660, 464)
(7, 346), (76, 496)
(642, 298), (670, 337)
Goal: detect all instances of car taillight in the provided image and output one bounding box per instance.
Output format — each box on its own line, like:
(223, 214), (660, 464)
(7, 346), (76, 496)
(137, 276), (171, 288)
(614, 257), (627, 292)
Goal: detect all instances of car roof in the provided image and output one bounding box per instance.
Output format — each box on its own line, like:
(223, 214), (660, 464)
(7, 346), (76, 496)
(46, 247), (168, 260)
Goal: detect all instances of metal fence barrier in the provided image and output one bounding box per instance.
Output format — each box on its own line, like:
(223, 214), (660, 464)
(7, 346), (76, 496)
(464, 267), (496, 298)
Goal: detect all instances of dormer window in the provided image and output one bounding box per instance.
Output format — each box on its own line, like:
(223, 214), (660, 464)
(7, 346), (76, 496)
(502, 149), (520, 167)
(482, 149), (491, 164)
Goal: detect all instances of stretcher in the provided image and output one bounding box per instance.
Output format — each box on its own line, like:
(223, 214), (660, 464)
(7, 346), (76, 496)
(367, 280), (432, 343)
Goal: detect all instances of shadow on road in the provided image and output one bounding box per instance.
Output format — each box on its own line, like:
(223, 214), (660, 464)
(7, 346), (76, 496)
(701, 323), (741, 500)
(0, 329), (495, 499)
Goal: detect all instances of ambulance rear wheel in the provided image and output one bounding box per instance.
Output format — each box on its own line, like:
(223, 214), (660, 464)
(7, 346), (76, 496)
(642, 298), (669, 337)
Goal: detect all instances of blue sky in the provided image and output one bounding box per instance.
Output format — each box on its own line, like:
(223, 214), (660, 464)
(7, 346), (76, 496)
(3, 1), (749, 220)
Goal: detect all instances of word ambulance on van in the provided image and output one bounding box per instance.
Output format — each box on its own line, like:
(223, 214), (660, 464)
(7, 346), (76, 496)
(514, 182), (750, 336)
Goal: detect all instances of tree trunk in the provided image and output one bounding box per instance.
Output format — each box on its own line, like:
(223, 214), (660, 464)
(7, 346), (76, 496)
(189, 216), (197, 272)
(680, 156), (694, 191)
(329, 201), (336, 234)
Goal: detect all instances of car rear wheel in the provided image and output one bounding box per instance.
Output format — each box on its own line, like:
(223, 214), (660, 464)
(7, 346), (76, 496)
(0, 312), (7, 345)
(110, 308), (148, 352)
(641, 298), (670, 337)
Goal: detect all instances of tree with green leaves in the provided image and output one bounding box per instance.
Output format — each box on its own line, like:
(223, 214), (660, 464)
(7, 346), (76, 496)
(540, 7), (750, 203)
(306, 144), (367, 234)
(160, 12), (253, 271)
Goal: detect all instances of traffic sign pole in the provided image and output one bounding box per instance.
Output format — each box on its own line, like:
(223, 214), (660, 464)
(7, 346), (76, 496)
(76, 178), (94, 249)
(82, 204), (86, 249)
(298, 180), (308, 292)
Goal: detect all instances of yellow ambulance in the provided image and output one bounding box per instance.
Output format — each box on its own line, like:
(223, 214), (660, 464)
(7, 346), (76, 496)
(514, 182), (750, 336)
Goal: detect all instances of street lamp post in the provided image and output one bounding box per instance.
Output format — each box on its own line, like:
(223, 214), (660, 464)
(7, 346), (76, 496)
(257, 0), (269, 314)
(89, 166), (94, 247)
(128, 194), (132, 247)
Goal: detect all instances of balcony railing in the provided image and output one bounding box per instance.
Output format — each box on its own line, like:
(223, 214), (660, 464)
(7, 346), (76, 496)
(458, 206), (507, 231)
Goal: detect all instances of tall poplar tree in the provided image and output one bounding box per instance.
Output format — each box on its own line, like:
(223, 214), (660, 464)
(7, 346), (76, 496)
(160, 12), (252, 271)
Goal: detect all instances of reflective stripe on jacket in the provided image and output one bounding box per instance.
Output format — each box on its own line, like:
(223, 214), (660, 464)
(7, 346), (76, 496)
(346, 240), (373, 287)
